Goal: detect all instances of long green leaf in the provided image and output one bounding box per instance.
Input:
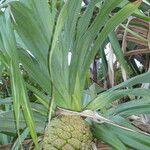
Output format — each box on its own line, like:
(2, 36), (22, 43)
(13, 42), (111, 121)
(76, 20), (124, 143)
(70, 0), (122, 94)
(0, 110), (46, 134)
(108, 98), (150, 117)
(76, 0), (99, 39)
(84, 0), (141, 76)
(108, 31), (132, 74)
(86, 88), (150, 110)
(12, 128), (29, 150)
(0, 9), (39, 148)
(109, 71), (150, 91)
(93, 123), (127, 150)
(18, 48), (51, 93)
(93, 116), (150, 150)
(49, 0), (83, 109)
(26, 83), (49, 109)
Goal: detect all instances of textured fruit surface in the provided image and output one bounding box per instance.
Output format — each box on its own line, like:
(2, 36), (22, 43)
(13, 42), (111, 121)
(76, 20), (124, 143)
(42, 115), (93, 150)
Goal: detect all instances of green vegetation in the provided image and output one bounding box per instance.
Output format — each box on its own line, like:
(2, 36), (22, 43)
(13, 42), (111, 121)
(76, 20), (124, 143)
(0, 0), (150, 149)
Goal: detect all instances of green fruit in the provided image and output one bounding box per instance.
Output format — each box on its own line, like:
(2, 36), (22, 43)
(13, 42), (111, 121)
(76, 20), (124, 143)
(42, 115), (93, 150)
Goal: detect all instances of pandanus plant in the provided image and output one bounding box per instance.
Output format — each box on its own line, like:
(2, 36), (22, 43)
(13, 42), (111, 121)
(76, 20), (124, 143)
(0, 0), (150, 149)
